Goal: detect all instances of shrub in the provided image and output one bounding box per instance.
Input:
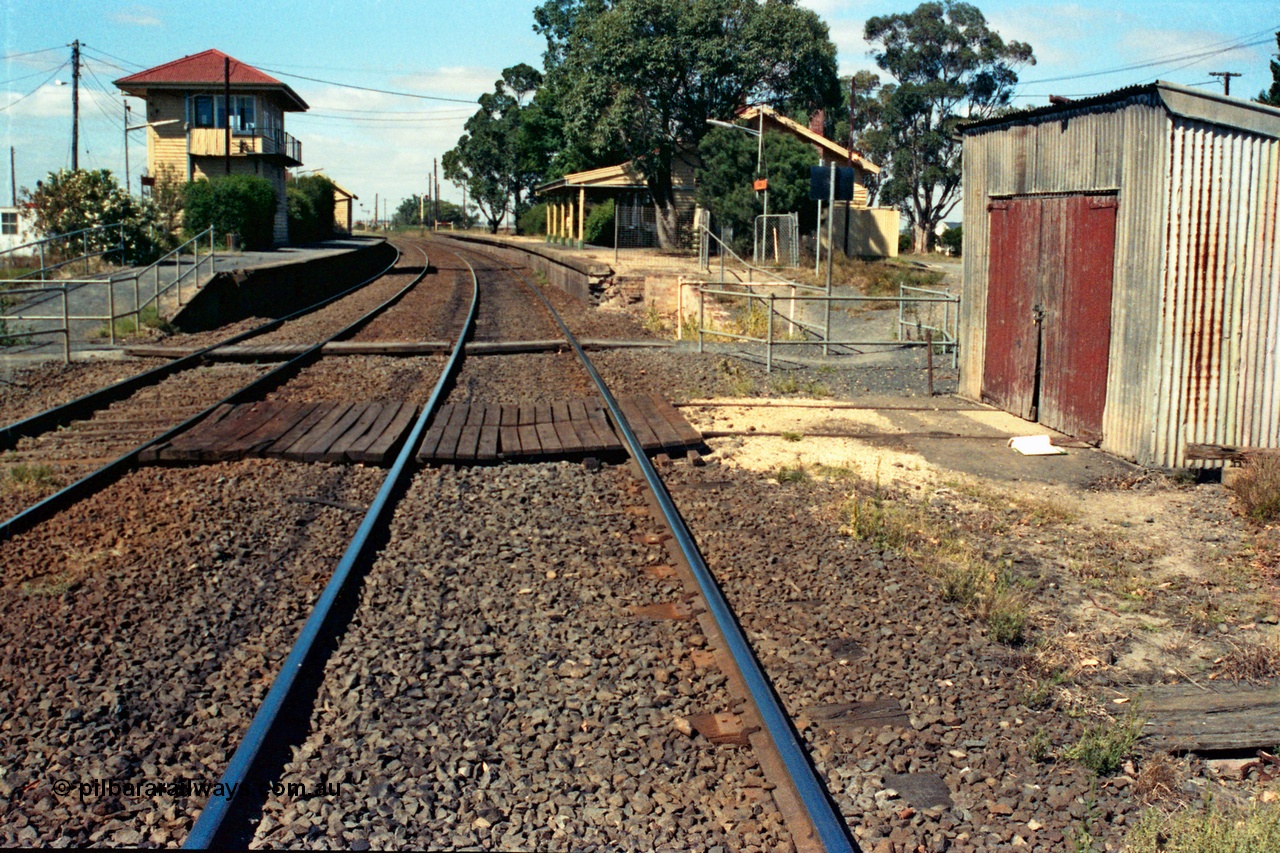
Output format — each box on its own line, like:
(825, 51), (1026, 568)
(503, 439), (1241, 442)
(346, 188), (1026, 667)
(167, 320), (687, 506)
(287, 174), (336, 244)
(939, 223), (963, 255)
(1064, 714), (1144, 776)
(584, 199), (615, 246)
(517, 201), (548, 236)
(1127, 798), (1280, 852)
(22, 168), (168, 264)
(897, 231), (913, 254)
(1229, 455), (1280, 523)
(183, 174), (278, 250)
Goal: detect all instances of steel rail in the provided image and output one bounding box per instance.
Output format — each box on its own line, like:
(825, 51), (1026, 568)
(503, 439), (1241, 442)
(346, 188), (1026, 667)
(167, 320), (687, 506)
(183, 243), (480, 850)
(451, 240), (860, 853)
(1, 238), (399, 452)
(0, 241), (429, 542)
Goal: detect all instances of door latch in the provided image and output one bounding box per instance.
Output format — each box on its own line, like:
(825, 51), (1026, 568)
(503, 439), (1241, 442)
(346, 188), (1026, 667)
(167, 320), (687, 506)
(1032, 303), (1045, 324)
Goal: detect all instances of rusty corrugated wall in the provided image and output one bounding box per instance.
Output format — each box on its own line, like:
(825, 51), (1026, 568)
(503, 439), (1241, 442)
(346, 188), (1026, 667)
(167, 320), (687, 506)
(1154, 117), (1280, 467)
(959, 94), (1171, 463)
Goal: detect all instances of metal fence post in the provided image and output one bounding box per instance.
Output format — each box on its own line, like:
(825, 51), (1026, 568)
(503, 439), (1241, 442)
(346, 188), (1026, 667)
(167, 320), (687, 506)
(39, 244), (45, 282)
(698, 289), (705, 353)
(108, 279), (116, 345)
(766, 293), (774, 373)
(62, 288), (70, 363)
(133, 274), (140, 327)
(83, 232), (89, 275)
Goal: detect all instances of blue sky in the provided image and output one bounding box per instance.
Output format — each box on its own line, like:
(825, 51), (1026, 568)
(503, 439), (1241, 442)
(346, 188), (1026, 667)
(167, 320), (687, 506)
(3, 0), (1277, 218)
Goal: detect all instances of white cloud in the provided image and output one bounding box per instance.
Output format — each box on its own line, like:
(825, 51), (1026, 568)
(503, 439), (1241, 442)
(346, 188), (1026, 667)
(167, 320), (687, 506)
(108, 6), (163, 27)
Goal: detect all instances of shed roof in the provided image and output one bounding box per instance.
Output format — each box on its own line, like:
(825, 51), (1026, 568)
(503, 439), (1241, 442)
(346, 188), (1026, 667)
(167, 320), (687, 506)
(330, 180), (357, 201)
(737, 104), (880, 173)
(115, 49), (308, 111)
(960, 80), (1280, 140)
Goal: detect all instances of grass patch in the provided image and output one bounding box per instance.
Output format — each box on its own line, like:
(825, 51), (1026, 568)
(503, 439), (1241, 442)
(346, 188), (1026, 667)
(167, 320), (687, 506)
(642, 302), (670, 337)
(1127, 796), (1280, 852)
(20, 571), (82, 597)
(1229, 455), (1280, 523)
(97, 304), (174, 340)
(774, 464), (810, 485)
(780, 431), (803, 443)
(1212, 636), (1280, 682)
(840, 475), (1029, 644)
(1064, 713), (1145, 776)
(1, 463), (62, 493)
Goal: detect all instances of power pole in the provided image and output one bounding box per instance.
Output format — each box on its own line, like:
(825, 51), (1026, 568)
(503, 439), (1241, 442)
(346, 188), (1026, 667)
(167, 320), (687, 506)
(71, 40), (80, 170)
(10, 147), (16, 207)
(223, 56), (232, 175)
(123, 100), (131, 194)
(433, 158), (440, 231)
(1209, 72), (1242, 96)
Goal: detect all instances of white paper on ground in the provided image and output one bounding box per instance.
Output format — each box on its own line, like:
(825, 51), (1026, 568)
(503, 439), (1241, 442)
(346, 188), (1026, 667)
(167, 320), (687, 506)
(1007, 435), (1067, 456)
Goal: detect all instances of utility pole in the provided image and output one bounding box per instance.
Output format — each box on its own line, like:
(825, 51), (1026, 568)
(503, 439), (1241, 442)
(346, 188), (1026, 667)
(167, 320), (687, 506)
(419, 192), (425, 233)
(71, 40), (80, 170)
(433, 158), (440, 231)
(123, 100), (131, 194)
(1209, 72), (1242, 96)
(374, 192), (378, 229)
(223, 56), (232, 175)
(10, 147), (16, 207)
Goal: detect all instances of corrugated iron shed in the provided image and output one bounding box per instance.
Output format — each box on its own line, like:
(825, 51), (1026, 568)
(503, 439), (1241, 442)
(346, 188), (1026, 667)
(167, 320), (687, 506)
(959, 80), (1280, 468)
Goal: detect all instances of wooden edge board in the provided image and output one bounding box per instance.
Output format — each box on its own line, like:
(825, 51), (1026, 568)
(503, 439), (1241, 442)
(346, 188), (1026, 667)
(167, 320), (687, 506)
(296, 404), (369, 462)
(263, 403), (338, 457)
(226, 401), (314, 455)
(355, 403), (417, 464)
(498, 425), (522, 457)
(276, 403), (354, 460)
(517, 423), (542, 455)
(477, 425), (501, 460)
(433, 404), (472, 460)
(324, 403), (386, 461)
(535, 421), (562, 453)
(346, 402), (405, 456)
(415, 403), (455, 462)
(649, 394), (703, 444)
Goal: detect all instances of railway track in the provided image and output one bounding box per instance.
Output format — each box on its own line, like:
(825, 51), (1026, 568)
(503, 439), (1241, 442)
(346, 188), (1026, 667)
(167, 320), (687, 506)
(1, 237), (858, 851)
(0, 240), (443, 539)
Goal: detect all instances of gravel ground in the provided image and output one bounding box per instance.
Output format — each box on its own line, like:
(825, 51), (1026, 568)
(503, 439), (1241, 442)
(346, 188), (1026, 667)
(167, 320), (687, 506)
(265, 356), (449, 406)
(350, 249), (467, 343)
(0, 363), (272, 522)
(0, 459), (384, 848)
(250, 462), (790, 852)
(448, 352), (596, 407)
(0, 359), (164, 427)
(659, 458), (1133, 852)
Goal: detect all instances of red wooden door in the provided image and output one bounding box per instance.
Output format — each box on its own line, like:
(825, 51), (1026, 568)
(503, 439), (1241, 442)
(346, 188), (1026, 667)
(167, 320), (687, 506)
(982, 194), (1117, 442)
(982, 199), (1040, 420)
(1037, 195), (1117, 443)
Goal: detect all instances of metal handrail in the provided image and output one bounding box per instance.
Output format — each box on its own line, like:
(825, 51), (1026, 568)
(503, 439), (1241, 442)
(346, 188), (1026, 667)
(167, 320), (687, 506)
(697, 285), (961, 372)
(700, 225), (824, 292)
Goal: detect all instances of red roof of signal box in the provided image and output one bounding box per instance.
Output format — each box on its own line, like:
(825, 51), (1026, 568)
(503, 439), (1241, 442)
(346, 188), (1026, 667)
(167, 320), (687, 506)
(115, 49), (308, 111)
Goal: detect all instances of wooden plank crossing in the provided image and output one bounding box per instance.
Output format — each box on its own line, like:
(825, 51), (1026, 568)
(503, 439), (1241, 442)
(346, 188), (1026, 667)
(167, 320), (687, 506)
(142, 394), (700, 466)
(142, 400), (419, 466)
(416, 395), (700, 463)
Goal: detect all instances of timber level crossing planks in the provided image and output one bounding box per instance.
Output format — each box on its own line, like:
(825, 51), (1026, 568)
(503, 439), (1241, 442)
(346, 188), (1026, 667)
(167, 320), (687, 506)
(140, 394), (700, 466)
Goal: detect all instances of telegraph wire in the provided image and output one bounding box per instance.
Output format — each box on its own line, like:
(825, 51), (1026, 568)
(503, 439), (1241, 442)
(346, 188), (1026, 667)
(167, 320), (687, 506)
(1018, 25), (1278, 87)
(249, 65), (479, 104)
(0, 46), (63, 62)
(0, 60), (69, 113)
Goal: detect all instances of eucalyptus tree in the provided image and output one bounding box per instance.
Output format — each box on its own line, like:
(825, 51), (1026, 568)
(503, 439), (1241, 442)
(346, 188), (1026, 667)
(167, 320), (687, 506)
(861, 1), (1033, 252)
(535, 0), (840, 248)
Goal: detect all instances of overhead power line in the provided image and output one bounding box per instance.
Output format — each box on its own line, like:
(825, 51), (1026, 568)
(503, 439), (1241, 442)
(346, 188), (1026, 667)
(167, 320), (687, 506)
(0, 46), (64, 62)
(1019, 24), (1278, 87)
(250, 65), (479, 104)
(0, 60), (69, 113)
(80, 45), (145, 70)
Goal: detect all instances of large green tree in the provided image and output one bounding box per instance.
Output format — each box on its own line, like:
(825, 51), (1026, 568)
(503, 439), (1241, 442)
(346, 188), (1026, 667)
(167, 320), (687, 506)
(1259, 32), (1280, 107)
(862, 1), (1033, 253)
(536, 0), (839, 248)
(695, 127), (817, 254)
(443, 64), (550, 234)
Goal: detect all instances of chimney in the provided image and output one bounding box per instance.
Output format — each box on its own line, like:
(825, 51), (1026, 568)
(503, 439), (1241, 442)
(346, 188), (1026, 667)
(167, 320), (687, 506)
(808, 108), (825, 136)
